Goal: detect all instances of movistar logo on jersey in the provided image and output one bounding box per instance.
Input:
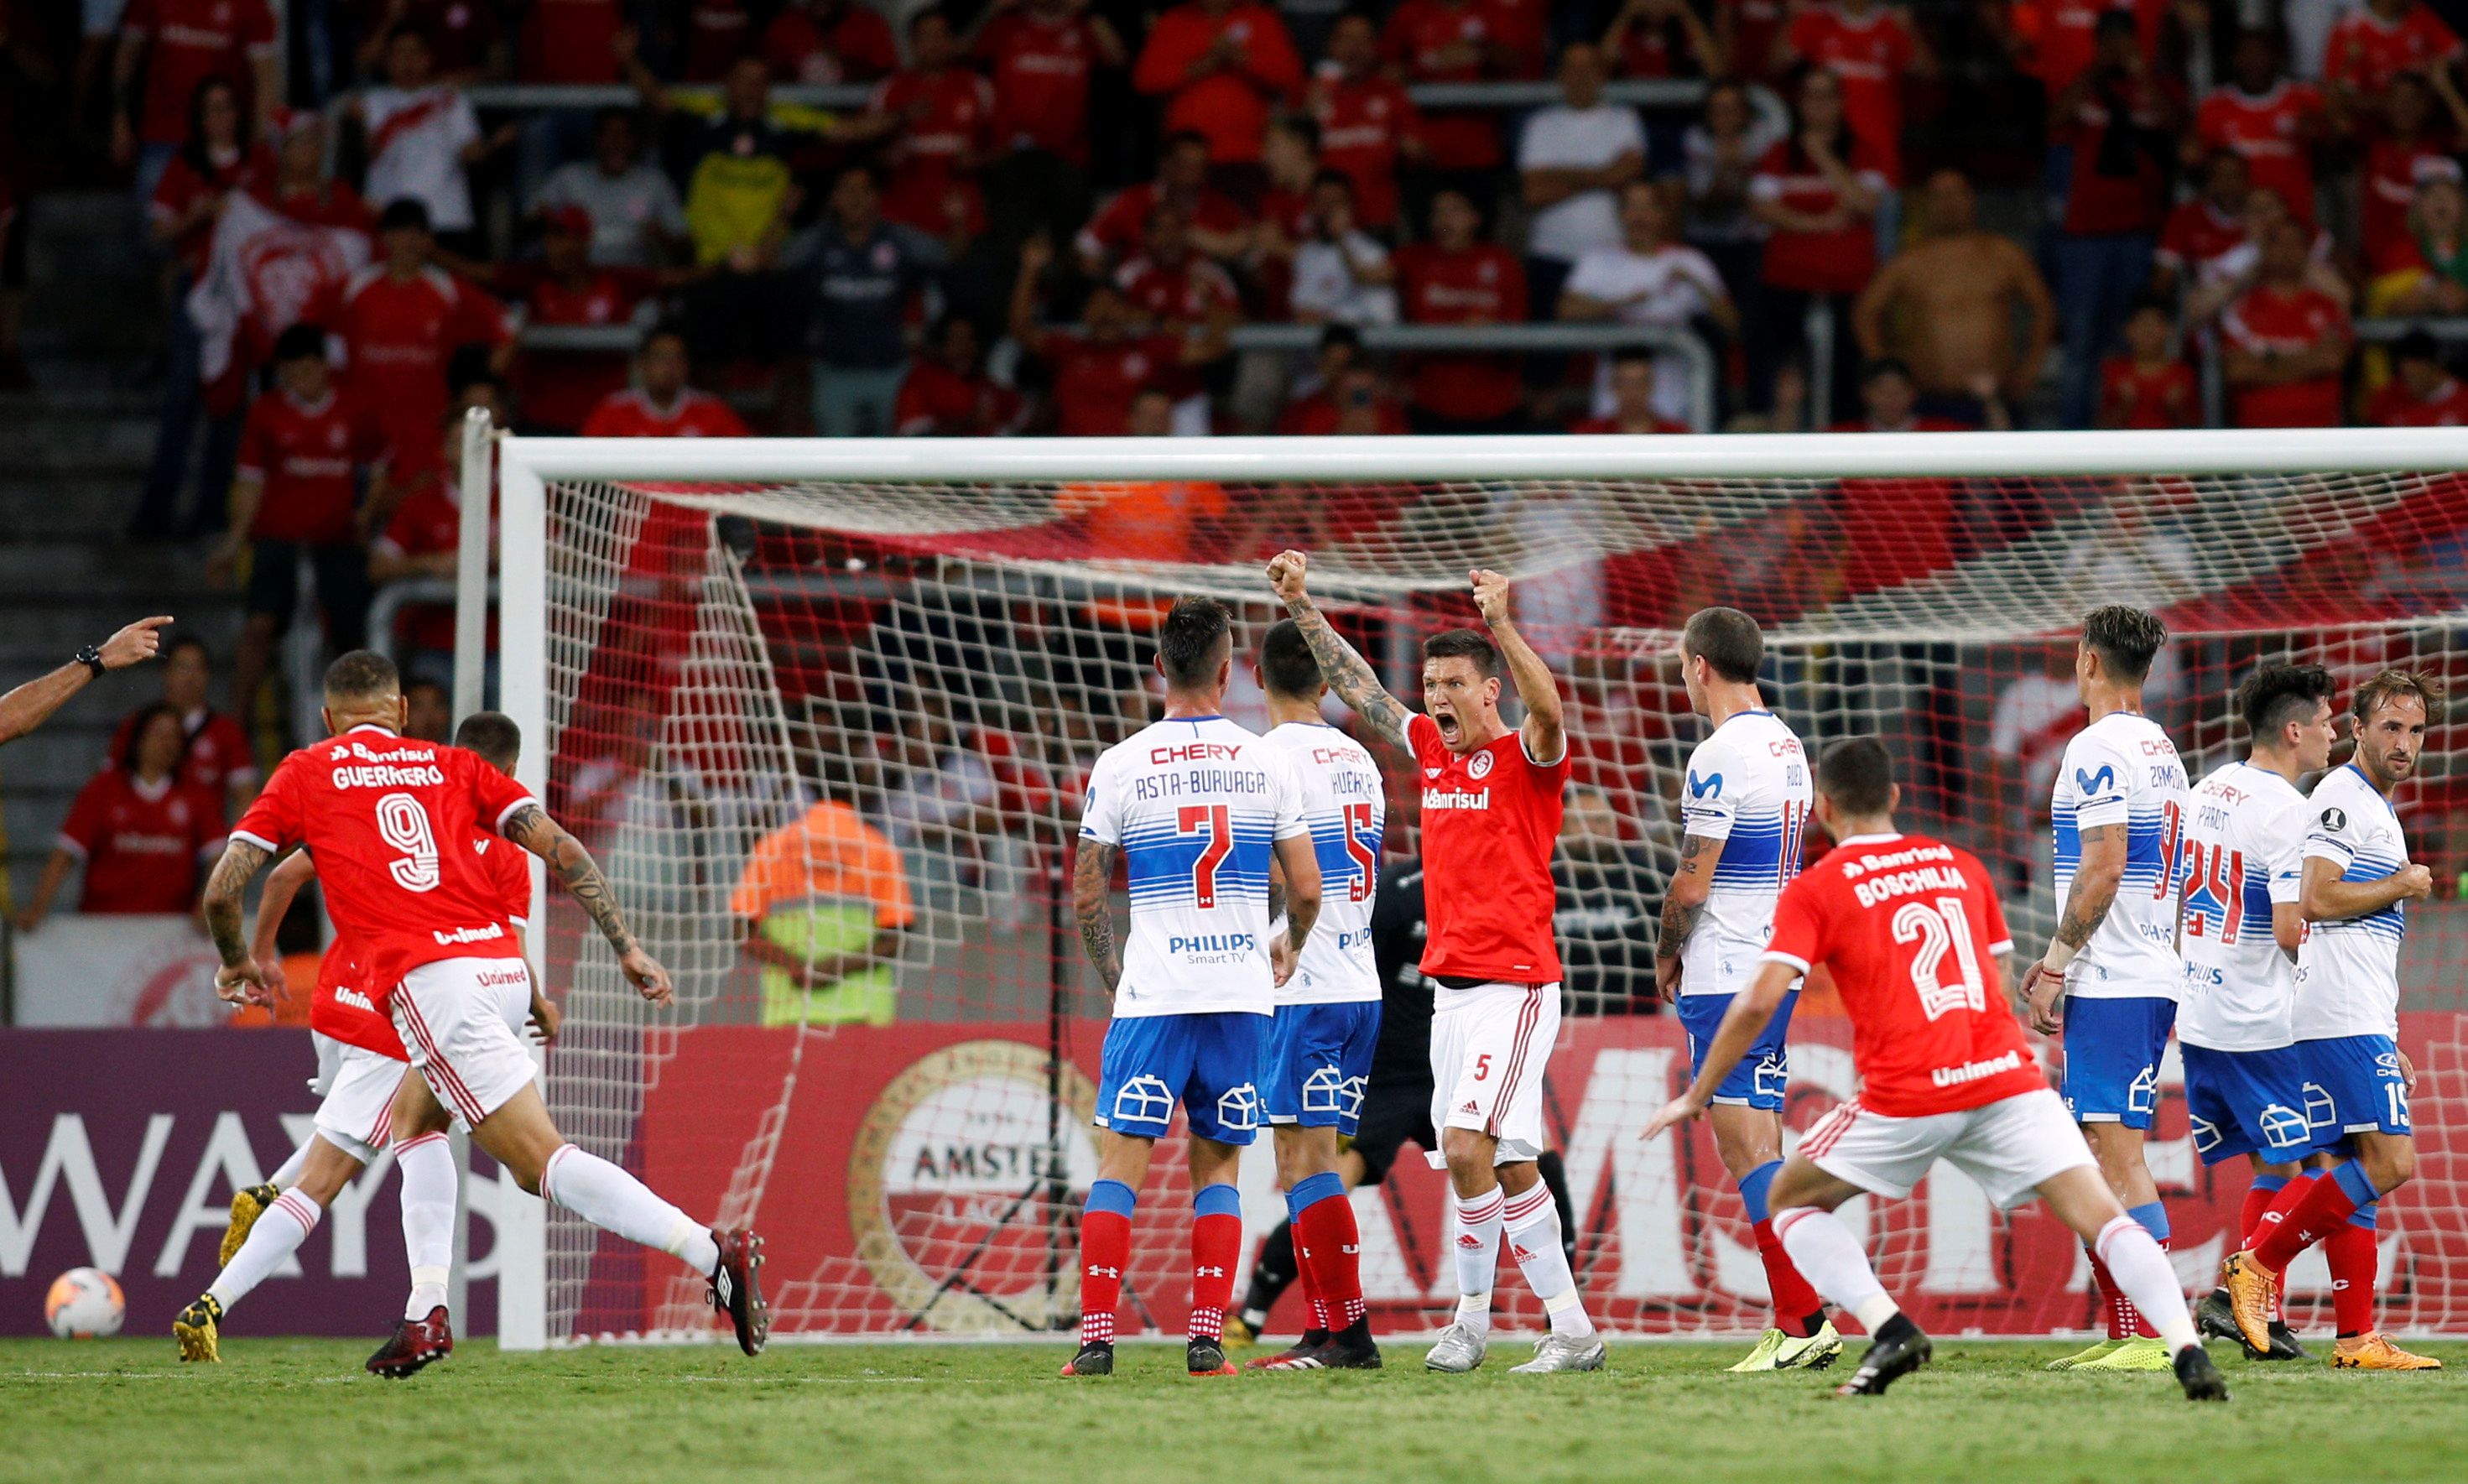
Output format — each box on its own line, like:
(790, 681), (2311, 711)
(1169, 933), (1257, 955)
(1687, 769), (1723, 799)
(2076, 764), (2117, 795)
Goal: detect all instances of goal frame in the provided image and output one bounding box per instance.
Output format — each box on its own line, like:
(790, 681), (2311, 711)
(466, 423), (2468, 1347)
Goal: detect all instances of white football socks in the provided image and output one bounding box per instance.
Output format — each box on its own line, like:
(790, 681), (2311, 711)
(2095, 1215), (2200, 1351)
(394, 1132), (456, 1319)
(209, 1189), (322, 1311)
(540, 1143), (720, 1276)
(1775, 1206), (1900, 1334)
(1502, 1183), (1595, 1338)
(1451, 1187), (1504, 1336)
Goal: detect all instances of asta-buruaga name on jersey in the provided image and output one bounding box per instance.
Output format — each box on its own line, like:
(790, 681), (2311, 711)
(1261, 722), (1385, 1006)
(2052, 711), (2188, 999)
(1079, 716), (1309, 1018)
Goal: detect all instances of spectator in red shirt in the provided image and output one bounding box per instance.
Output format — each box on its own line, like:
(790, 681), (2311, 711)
(2324, 0), (2463, 134)
(1606, 0), (1726, 80)
(1382, 0), (1513, 187)
(107, 634), (258, 815)
(2366, 329), (2468, 425)
(1393, 186), (1528, 432)
(2050, 12), (2179, 428)
(1281, 362), (1410, 435)
(111, 0), (278, 200)
(2096, 296), (2199, 429)
(1305, 10), (1426, 233)
(328, 196), (515, 471)
(1274, 323), (1366, 430)
(520, 0), (627, 82)
(580, 324), (754, 435)
(2152, 148), (2250, 302)
(1075, 130), (1252, 273)
(973, 0), (1126, 169)
(2192, 29), (2325, 225)
(853, 8), (997, 238)
(1570, 348), (1691, 432)
(472, 206), (689, 432)
(1009, 234), (1226, 435)
(212, 325), (383, 742)
(16, 702), (225, 929)
(135, 77), (268, 542)
(356, 0), (508, 84)
(1112, 201), (1240, 426)
(1750, 65), (1885, 420)
(1132, 0), (1301, 170)
(895, 315), (1026, 435)
(762, 0), (901, 83)
(2221, 216), (2354, 428)
(2359, 70), (2468, 279)
(1773, 0), (1931, 191)
(368, 372), (508, 674)
(1833, 355), (1983, 431)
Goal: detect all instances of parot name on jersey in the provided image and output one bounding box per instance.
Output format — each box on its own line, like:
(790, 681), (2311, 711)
(1131, 766), (1271, 800)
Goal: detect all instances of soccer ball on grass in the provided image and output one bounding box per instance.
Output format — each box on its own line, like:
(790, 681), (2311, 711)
(44, 1268), (126, 1338)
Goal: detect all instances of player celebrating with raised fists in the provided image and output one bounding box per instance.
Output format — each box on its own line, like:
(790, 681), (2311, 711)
(2223, 669), (2447, 1372)
(1655, 607), (1838, 1372)
(1248, 618), (1387, 1372)
(200, 652), (768, 1359)
(1645, 739), (2228, 1403)
(1065, 598), (1325, 1380)
(1268, 549), (1604, 1375)
(2174, 664), (2336, 1363)
(2020, 605), (2190, 1374)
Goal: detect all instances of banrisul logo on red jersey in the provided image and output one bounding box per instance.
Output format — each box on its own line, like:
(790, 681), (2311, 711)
(610, 1017), (2468, 1340)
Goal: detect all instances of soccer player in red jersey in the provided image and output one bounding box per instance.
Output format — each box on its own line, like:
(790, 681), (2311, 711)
(1269, 551), (1603, 1374)
(1646, 738), (2228, 1402)
(179, 712), (551, 1376)
(198, 653), (769, 1358)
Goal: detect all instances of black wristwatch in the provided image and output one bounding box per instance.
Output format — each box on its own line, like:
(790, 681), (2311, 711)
(75, 644), (106, 679)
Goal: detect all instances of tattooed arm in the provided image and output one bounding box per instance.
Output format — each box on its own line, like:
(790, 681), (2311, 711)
(2021, 820), (2123, 1034)
(1266, 549), (1414, 753)
(1653, 832), (1721, 1003)
(502, 802), (674, 1003)
(1074, 838), (1123, 996)
(204, 837), (274, 1004)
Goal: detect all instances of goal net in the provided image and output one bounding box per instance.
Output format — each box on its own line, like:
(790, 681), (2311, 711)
(493, 432), (2468, 1344)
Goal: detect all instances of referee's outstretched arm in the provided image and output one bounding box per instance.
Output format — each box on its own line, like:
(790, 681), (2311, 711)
(0, 617), (173, 747)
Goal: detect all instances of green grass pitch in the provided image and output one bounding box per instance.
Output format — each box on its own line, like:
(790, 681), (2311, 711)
(5, 1336), (2465, 1484)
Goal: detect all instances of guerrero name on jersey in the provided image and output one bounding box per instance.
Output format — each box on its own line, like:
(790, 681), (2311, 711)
(1078, 716), (1309, 1017)
(2052, 711), (2189, 998)
(1259, 721), (1384, 1005)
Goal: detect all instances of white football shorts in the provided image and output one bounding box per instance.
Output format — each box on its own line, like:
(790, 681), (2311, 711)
(1425, 980), (1561, 1169)
(1799, 1086), (2092, 1211)
(390, 956), (542, 1128)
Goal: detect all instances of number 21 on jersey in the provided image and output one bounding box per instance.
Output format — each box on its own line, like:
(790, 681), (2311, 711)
(1893, 897), (1986, 1021)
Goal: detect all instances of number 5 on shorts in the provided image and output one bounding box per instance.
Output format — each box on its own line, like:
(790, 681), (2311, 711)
(1473, 1053), (1491, 1081)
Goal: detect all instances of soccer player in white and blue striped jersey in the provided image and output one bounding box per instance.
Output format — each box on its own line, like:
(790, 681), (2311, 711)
(2021, 605), (2189, 1372)
(1654, 607), (1836, 1372)
(1065, 598), (1324, 1380)
(2175, 663), (2335, 1363)
(2223, 669), (2445, 1371)
(1248, 618), (1388, 1372)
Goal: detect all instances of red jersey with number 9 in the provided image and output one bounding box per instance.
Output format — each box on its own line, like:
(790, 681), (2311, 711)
(309, 831), (531, 1058)
(1762, 831), (2041, 1117)
(235, 724), (535, 1006)
(1409, 711), (1569, 983)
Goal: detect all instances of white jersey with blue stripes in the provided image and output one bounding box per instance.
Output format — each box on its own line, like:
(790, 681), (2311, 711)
(1258, 721), (1385, 1006)
(2294, 763), (2409, 1041)
(1080, 715), (1309, 1018)
(1677, 709), (1812, 997)
(2052, 710), (2188, 1000)
(2175, 761), (2308, 1051)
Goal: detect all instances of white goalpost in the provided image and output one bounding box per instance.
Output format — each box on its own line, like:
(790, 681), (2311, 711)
(470, 426), (2468, 1348)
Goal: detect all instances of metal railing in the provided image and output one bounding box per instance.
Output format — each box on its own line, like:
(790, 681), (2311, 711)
(513, 320), (1721, 431)
(466, 77), (1737, 116)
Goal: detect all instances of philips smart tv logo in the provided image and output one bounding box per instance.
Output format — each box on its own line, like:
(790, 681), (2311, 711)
(1170, 933), (1258, 956)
